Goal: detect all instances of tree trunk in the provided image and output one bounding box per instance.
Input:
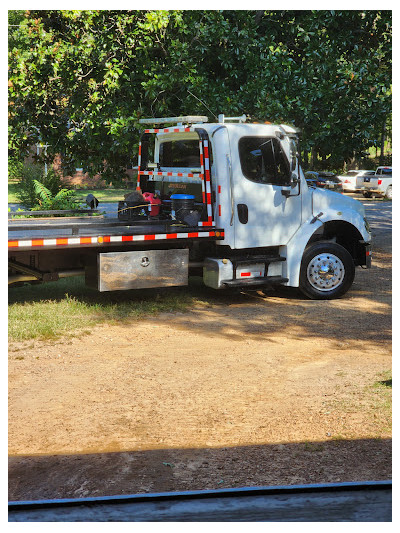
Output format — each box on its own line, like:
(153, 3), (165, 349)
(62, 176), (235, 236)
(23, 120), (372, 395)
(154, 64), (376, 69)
(380, 120), (386, 165)
(310, 146), (317, 168)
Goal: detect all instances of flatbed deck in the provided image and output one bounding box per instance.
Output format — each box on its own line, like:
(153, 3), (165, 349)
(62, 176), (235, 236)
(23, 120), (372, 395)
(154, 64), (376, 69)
(8, 216), (224, 252)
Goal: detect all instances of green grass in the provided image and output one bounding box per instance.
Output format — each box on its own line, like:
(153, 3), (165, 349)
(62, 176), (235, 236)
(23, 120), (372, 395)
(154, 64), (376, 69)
(74, 188), (129, 203)
(8, 179), (20, 203)
(8, 276), (196, 341)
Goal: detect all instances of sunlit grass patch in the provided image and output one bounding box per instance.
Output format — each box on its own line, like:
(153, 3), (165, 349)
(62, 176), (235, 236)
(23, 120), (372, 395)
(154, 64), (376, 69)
(8, 276), (195, 341)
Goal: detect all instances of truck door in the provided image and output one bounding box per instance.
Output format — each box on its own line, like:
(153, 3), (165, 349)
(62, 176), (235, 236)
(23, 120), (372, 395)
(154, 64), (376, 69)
(228, 126), (302, 249)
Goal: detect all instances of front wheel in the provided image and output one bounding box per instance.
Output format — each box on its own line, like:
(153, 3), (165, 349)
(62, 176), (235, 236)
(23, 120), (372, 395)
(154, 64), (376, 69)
(299, 241), (355, 299)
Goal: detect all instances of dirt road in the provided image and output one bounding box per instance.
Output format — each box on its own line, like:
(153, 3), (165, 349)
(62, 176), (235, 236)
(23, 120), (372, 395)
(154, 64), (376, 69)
(9, 226), (391, 501)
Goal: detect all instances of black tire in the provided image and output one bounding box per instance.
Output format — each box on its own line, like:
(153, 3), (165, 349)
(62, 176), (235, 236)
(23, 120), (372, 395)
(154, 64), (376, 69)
(299, 241), (355, 300)
(363, 191), (373, 198)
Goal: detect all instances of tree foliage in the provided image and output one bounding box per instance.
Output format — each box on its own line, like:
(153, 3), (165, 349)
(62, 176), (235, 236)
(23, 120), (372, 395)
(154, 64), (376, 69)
(8, 10), (391, 177)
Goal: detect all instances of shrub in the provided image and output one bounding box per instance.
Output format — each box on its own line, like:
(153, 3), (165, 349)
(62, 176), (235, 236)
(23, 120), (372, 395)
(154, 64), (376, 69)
(8, 157), (24, 180)
(32, 180), (81, 211)
(15, 163), (65, 209)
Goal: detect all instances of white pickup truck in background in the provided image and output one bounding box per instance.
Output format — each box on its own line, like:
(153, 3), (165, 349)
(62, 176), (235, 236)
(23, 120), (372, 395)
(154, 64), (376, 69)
(360, 166), (392, 199)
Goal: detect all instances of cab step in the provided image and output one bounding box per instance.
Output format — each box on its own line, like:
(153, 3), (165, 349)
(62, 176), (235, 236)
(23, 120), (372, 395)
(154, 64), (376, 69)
(230, 255), (286, 265)
(223, 275), (289, 288)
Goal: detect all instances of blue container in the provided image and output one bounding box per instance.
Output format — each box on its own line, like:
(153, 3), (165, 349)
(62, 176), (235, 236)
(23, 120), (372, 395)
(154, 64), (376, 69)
(170, 194), (195, 200)
(170, 194), (196, 221)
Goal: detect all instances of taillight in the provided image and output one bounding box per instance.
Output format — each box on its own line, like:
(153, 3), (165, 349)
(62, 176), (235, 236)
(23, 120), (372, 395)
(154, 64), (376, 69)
(378, 179), (383, 185)
(344, 179), (350, 183)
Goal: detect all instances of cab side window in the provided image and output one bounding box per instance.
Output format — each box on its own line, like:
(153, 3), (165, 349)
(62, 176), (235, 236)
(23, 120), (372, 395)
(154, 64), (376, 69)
(239, 137), (291, 185)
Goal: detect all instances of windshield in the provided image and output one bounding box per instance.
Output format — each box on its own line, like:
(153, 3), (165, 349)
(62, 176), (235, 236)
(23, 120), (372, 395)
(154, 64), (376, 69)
(377, 168), (392, 175)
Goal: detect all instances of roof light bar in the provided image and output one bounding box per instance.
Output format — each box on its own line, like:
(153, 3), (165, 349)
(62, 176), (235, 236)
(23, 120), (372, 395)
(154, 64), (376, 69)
(139, 116), (208, 125)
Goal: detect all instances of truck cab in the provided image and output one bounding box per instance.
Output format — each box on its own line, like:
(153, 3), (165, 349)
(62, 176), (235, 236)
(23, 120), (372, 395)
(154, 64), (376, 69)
(137, 115), (372, 299)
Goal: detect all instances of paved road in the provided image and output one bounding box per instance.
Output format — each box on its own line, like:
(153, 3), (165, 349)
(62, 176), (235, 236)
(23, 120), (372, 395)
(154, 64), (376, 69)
(349, 194), (392, 252)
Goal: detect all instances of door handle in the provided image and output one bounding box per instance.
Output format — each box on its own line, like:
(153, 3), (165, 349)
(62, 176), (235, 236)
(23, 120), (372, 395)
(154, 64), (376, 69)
(237, 204), (248, 224)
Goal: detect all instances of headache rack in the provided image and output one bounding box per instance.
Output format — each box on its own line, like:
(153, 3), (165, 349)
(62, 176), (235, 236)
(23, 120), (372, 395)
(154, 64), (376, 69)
(136, 116), (214, 227)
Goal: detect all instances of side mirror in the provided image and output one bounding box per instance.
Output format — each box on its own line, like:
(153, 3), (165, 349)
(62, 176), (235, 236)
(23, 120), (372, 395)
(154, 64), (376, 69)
(290, 172), (300, 187)
(281, 173), (301, 197)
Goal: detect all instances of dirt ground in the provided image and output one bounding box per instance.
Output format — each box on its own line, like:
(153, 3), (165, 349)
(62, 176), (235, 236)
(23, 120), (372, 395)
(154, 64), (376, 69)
(8, 244), (392, 501)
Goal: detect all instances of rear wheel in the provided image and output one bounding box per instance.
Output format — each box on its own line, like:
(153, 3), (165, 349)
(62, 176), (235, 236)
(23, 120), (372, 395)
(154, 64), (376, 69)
(299, 241), (355, 300)
(385, 185), (392, 200)
(363, 191), (373, 198)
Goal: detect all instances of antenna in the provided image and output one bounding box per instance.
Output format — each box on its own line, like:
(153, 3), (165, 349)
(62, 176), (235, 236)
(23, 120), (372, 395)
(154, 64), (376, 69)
(187, 90), (218, 120)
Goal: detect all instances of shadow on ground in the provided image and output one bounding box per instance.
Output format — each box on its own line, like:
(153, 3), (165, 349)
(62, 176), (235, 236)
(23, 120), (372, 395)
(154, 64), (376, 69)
(9, 438), (391, 502)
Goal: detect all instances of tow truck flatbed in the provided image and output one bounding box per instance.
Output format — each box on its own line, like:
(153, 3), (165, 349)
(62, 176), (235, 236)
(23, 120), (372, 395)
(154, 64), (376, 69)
(8, 216), (224, 252)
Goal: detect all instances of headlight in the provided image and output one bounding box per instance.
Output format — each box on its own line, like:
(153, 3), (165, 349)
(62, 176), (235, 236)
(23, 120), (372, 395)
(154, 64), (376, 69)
(364, 217), (371, 233)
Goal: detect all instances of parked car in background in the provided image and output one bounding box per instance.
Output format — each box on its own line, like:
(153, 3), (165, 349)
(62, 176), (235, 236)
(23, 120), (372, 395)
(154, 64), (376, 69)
(359, 166), (392, 199)
(304, 171), (343, 193)
(337, 170), (376, 192)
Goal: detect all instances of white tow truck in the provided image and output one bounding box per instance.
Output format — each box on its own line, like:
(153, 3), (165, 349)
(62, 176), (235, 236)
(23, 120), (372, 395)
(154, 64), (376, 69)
(8, 115), (372, 299)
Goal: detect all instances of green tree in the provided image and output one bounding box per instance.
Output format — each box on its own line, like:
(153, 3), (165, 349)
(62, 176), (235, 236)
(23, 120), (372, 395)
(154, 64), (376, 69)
(8, 10), (391, 178)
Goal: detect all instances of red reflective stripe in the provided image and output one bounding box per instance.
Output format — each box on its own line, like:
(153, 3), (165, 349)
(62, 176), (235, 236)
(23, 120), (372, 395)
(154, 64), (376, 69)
(241, 272), (251, 277)
(206, 193), (212, 203)
(218, 185), (221, 194)
(218, 205), (221, 216)
(138, 144), (141, 155)
(7, 231), (221, 250)
(204, 145), (209, 159)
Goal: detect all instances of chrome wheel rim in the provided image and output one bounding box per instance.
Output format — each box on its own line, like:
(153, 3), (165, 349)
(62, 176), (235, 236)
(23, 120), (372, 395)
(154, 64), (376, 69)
(306, 252), (345, 292)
